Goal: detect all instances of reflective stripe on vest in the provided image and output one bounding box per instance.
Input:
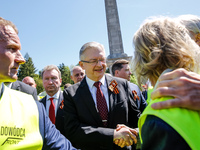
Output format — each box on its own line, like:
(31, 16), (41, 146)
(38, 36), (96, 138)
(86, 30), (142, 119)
(0, 86), (43, 150)
(139, 96), (200, 150)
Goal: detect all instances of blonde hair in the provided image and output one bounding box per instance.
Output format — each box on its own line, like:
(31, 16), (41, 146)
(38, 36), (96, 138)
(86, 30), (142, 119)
(133, 17), (200, 85)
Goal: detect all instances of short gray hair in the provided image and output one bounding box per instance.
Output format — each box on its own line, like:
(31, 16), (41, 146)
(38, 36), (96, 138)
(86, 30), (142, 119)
(79, 41), (105, 60)
(70, 66), (82, 76)
(41, 65), (61, 79)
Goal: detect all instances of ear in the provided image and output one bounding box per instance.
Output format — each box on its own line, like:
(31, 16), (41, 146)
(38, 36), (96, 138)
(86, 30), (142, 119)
(115, 70), (119, 77)
(70, 75), (73, 80)
(79, 61), (84, 69)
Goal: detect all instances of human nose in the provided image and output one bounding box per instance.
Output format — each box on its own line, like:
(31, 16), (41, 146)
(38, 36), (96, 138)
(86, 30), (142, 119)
(15, 51), (26, 65)
(95, 59), (105, 66)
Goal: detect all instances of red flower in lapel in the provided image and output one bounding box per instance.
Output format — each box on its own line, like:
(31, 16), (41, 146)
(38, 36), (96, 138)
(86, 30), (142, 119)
(59, 100), (64, 109)
(108, 80), (119, 94)
(132, 90), (140, 101)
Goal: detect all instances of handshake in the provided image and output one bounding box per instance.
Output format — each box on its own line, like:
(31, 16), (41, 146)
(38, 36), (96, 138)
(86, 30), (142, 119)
(113, 124), (138, 148)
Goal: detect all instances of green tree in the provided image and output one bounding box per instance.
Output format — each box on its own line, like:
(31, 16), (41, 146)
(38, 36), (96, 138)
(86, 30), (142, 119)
(58, 63), (73, 87)
(17, 55), (37, 81)
(35, 78), (44, 95)
(33, 73), (44, 95)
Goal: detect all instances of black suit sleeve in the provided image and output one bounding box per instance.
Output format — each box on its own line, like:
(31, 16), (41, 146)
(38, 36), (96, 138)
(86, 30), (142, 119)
(126, 81), (141, 128)
(138, 91), (147, 113)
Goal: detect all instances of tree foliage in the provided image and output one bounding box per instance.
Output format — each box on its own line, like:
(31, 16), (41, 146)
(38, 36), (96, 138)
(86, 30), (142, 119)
(58, 63), (73, 87)
(17, 54), (44, 94)
(17, 56), (37, 81)
(35, 77), (44, 95)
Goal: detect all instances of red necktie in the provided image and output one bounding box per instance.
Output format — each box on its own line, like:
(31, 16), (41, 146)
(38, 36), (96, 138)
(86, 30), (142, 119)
(94, 81), (108, 127)
(49, 97), (55, 124)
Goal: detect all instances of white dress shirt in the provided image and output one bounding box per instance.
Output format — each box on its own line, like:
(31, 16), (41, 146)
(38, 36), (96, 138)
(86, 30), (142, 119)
(86, 75), (109, 111)
(45, 90), (61, 117)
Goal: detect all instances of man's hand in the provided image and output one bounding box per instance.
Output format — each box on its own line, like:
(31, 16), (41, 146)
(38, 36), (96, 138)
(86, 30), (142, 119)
(151, 68), (200, 111)
(113, 124), (137, 148)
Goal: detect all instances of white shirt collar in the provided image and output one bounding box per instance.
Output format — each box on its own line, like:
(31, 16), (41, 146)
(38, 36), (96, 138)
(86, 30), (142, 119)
(46, 90), (61, 100)
(86, 75), (106, 89)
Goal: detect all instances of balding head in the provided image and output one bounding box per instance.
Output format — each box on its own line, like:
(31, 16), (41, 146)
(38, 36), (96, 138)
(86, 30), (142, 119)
(70, 66), (85, 83)
(22, 76), (37, 88)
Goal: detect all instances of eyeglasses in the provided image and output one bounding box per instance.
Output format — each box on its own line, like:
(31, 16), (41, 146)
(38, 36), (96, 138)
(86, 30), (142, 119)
(81, 58), (106, 65)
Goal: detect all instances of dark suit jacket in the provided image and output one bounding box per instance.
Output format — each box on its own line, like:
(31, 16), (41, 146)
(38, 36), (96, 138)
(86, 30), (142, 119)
(39, 91), (65, 135)
(129, 82), (147, 113)
(142, 90), (147, 101)
(63, 75), (141, 150)
(11, 80), (38, 101)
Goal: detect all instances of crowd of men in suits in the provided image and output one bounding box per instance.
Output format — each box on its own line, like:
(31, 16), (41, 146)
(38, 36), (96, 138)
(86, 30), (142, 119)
(15, 41), (145, 149)
(2, 15), (200, 150)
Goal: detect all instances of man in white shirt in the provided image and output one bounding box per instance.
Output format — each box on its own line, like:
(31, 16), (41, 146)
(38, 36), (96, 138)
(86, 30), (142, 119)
(63, 41), (141, 150)
(39, 65), (65, 135)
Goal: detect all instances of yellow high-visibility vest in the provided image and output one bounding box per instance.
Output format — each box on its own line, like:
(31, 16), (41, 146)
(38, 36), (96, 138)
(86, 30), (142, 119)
(139, 95), (200, 150)
(0, 86), (43, 150)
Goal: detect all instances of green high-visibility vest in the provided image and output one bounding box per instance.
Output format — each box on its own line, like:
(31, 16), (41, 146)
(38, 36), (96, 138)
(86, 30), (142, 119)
(139, 95), (200, 150)
(146, 86), (153, 105)
(0, 86), (43, 150)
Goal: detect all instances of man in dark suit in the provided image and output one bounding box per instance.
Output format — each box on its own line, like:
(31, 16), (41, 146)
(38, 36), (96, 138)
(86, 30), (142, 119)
(5, 80), (38, 101)
(111, 59), (147, 113)
(63, 41), (141, 150)
(40, 65), (65, 135)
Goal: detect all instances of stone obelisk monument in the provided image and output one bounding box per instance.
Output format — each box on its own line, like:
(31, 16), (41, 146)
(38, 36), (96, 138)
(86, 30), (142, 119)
(104, 0), (132, 68)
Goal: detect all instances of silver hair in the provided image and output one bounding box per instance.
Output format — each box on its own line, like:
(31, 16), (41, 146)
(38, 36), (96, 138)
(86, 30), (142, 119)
(79, 41), (105, 60)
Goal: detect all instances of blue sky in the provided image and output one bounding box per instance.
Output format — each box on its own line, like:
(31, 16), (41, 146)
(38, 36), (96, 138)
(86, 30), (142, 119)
(1, 0), (199, 73)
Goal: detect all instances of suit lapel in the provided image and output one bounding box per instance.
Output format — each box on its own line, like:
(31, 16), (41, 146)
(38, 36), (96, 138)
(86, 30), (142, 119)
(80, 78), (102, 125)
(40, 96), (47, 108)
(56, 91), (63, 118)
(57, 91), (63, 110)
(105, 75), (116, 112)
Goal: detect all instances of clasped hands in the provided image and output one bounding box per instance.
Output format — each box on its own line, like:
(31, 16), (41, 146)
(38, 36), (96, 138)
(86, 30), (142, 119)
(113, 124), (138, 148)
